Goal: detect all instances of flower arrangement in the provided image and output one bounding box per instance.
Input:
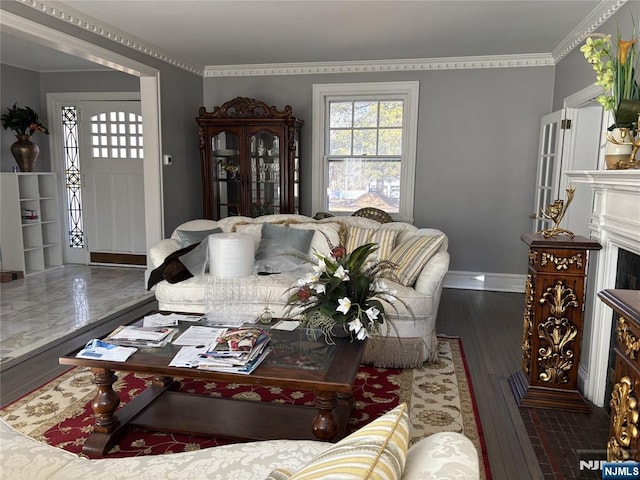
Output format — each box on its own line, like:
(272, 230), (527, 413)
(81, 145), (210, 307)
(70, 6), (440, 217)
(1, 103), (49, 136)
(285, 242), (410, 343)
(580, 22), (640, 128)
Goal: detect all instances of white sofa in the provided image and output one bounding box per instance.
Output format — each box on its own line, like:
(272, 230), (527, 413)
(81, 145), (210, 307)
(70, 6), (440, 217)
(148, 214), (450, 367)
(1, 410), (479, 479)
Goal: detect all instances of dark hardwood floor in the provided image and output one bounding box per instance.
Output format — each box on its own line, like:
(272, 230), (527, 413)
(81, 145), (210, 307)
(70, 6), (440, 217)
(1, 288), (609, 479)
(439, 288), (609, 480)
(438, 288), (544, 479)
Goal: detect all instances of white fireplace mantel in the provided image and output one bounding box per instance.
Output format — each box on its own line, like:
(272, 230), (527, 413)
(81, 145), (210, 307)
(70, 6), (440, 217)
(564, 169), (640, 407)
(565, 170), (640, 190)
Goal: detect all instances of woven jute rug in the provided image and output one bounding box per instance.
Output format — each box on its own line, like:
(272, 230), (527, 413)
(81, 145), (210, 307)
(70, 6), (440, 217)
(1, 336), (489, 479)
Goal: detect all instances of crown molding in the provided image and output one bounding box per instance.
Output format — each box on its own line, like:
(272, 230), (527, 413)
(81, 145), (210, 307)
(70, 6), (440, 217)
(552, 0), (627, 62)
(16, 0), (205, 76)
(203, 54), (555, 77)
(14, 0), (622, 78)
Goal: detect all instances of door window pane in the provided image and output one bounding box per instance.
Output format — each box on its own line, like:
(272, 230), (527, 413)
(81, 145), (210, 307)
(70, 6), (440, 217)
(90, 111), (143, 159)
(61, 106), (84, 248)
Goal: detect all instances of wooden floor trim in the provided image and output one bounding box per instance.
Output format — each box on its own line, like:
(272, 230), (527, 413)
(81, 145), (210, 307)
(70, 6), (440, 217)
(90, 252), (147, 266)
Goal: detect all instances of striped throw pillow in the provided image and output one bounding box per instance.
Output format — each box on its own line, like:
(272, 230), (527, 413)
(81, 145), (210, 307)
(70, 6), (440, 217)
(345, 226), (399, 260)
(269, 403), (409, 480)
(386, 234), (446, 286)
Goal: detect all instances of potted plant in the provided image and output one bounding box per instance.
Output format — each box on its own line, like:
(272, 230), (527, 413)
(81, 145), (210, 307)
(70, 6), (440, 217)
(580, 22), (640, 169)
(1, 103), (49, 172)
(284, 242), (412, 344)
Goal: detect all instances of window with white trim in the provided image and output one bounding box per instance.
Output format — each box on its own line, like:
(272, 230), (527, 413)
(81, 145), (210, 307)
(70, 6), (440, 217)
(312, 82), (419, 221)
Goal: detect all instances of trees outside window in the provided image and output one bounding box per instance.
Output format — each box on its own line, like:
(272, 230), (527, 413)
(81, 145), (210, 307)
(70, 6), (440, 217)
(312, 82), (418, 221)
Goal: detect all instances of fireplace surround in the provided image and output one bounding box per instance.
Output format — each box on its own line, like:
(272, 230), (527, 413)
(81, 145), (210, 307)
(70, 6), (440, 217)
(564, 170), (640, 407)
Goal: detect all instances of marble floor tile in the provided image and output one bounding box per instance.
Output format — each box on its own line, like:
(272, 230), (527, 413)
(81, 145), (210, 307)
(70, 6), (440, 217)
(0, 265), (153, 364)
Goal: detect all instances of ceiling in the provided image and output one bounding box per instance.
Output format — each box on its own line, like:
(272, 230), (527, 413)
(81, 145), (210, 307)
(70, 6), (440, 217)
(0, 0), (616, 73)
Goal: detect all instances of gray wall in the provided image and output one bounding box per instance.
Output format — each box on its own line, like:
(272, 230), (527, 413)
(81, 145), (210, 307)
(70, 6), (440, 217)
(0, 64), (49, 172)
(0, 1), (203, 237)
(205, 66), (555, 274)
(40, 70), (138, 93)
(3, 1), (633, 277)
(1, 66), (140, 172)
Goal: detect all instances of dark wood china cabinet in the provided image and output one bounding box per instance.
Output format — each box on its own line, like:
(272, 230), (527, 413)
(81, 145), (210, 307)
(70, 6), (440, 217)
(196, 97), (303, 220)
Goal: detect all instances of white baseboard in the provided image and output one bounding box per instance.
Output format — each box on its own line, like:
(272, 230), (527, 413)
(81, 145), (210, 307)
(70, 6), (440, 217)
(443, 271), (526, 293)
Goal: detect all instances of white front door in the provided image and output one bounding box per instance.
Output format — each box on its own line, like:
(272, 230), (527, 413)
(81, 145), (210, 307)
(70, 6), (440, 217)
(531, 109), (571, 233)
(79, 100), (146, 262)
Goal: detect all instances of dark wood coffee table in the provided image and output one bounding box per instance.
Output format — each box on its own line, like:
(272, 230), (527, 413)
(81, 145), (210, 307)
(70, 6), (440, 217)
(59, 315), (366, 457)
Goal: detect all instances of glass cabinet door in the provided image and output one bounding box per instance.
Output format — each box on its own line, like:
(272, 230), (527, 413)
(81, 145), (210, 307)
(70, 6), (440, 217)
(212, 131), (241, 217)
(249, 131), (280, 217)
(293, 129), (300, 213)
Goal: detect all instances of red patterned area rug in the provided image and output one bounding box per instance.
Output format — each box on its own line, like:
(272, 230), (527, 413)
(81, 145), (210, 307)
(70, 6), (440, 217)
(2, 336), (490, 479)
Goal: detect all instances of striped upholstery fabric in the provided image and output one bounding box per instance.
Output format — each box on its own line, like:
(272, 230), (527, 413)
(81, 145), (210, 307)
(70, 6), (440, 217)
(267, 403), (409, 480)
(386, 234), (446, 286)
(345, 226), (399, 260)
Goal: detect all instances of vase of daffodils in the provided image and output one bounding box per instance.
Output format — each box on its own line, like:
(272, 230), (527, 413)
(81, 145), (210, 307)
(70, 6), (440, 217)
(581, 22), (640, 169)
(285, 243), (410, 344)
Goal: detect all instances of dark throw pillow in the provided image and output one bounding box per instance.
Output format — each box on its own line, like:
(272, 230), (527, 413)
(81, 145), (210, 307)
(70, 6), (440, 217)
(147, 242), (199, 290)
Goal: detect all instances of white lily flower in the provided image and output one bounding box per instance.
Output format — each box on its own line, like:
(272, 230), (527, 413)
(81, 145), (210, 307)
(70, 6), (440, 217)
(333, 265), (350, 281)
(297, 272), (319, 286)
(348, 318), (369, 340)
(337, 297), (352, 314)
(348, 317), (363, 334)
(356, 327), (369, 340)
(365, 306), (380, 321)
(313, 260), (326, 274)
(373, 279), (388, 292)
(313, 283), (326, 295)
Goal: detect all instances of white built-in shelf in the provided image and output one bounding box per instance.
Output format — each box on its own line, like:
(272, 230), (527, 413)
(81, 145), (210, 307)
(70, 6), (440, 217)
(0, 172), (63, 276)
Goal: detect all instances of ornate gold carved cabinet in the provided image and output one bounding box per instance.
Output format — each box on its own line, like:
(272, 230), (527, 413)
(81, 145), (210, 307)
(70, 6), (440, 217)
(509, 234), (601, 412)
(598, 289), (640, 461)
(196, 97), (303, 220)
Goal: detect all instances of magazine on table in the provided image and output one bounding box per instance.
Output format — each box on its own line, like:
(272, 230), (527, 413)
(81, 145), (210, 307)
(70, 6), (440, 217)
(76, 339), (137, 362)
(197, 347), (272, 375)
(104, 325), (178, 347)
(172, 326), (227, 346)
(168, 326), (271, 373)
(203, 327), (270, 357)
